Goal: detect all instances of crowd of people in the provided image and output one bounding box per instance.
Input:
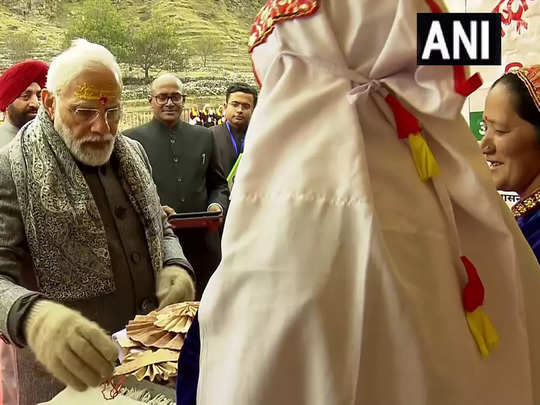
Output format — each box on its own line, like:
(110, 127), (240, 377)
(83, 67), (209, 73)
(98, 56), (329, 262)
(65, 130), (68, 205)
(188, 104), (225, 128)
(0, 40), (257, 404)
(0, 0), (538, 404)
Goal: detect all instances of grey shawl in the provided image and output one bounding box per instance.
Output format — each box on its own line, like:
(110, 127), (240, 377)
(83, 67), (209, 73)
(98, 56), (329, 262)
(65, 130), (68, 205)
(8, 108), (163, 301)
(0, 119), (19, 148)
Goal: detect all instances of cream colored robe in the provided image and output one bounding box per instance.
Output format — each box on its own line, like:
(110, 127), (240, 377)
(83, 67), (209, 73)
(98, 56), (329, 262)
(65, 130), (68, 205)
(197, 1), (540, 404)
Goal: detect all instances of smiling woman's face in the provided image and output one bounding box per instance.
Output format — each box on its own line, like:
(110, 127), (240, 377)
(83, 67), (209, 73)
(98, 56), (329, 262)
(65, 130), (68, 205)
(480, 83), (540, 196)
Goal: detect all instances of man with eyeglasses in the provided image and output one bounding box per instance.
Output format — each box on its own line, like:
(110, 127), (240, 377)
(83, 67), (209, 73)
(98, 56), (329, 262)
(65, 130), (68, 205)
(0, 60), (48, 148)
(125, 73), (229, 299)
(0, 40), (195, 404)
(210, 83), (257, 178)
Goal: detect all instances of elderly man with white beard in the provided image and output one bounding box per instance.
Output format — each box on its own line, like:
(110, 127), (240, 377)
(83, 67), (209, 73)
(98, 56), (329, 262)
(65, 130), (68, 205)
(0, 39), (195, 404)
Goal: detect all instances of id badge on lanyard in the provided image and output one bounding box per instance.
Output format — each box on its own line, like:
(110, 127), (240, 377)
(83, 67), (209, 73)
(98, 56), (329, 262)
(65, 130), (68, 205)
(226, 121), (244, 157)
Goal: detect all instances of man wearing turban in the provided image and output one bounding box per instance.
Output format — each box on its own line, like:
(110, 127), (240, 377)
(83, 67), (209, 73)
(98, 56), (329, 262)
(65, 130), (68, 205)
(0, 59), (48, 405)
(0, 60), (48, 147)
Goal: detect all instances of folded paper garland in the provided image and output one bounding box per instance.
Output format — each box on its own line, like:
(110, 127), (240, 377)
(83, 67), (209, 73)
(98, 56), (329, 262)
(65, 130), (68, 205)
(114, 349), (180, 382)
(113, 301), (199, 383)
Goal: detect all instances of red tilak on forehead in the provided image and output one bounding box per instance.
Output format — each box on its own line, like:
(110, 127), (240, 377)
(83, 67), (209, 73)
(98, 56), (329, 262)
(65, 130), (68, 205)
(99, 96), (108, 105)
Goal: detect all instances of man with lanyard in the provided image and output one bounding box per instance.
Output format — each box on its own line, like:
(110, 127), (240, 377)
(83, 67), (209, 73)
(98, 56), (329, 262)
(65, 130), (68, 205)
(0, 60), (48, 148)
(210, 83), (257, 178)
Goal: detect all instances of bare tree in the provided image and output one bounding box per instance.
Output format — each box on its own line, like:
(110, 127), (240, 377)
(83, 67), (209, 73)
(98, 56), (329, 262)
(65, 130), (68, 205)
(192, 35), (224, 68)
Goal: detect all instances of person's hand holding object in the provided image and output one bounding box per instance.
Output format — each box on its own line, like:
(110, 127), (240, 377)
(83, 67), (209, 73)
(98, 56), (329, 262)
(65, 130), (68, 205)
(24, 300), (118, 391)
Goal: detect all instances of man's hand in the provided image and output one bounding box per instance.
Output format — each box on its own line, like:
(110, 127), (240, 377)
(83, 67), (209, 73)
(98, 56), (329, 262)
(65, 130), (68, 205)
(207, 203), (222, 213)
(162, 205), (176, 217)
(24, 300), (117, 391)
(156, 265), (195, 309)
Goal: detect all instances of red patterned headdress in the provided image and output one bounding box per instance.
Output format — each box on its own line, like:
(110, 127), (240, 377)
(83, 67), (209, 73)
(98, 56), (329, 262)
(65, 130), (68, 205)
(512, 65), (540, 113)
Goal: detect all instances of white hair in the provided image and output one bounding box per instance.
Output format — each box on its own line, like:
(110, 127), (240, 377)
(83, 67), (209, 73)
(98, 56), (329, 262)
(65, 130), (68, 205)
(151, 73), (184, 94)
(46, 38), (122, 95)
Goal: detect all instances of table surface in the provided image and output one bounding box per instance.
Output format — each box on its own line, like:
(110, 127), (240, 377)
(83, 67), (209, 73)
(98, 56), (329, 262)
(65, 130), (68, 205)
(39, 376), (176, 405)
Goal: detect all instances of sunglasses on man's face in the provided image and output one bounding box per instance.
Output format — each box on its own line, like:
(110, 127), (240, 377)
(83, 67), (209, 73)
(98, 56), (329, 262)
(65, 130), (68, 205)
(153, 93), (186, 105)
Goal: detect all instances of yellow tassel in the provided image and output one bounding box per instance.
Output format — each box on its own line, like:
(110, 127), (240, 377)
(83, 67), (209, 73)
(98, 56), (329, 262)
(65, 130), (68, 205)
(407, 133), (440, 181)
(466, 308), (499, 357)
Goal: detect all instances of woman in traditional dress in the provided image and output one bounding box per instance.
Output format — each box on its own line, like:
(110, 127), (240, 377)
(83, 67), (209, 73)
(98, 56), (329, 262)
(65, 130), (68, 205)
(200, 104), (214, 127)
(215, 105), (224, 126)
(189, 104), (201, 125)
(481, 66), (540, 262)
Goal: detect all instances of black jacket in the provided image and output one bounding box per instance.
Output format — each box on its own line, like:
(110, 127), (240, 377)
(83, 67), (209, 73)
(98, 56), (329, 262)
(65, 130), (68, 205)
(210, 123), (245, 178)
(124, 119), (229, 213)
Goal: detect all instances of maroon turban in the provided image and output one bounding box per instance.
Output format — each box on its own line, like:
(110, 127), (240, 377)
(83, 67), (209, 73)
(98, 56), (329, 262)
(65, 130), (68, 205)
(0, 60), (48, 112)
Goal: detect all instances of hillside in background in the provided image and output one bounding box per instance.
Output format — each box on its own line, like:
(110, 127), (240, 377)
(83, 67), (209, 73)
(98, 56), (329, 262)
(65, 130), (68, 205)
(0, 0), (263, 102)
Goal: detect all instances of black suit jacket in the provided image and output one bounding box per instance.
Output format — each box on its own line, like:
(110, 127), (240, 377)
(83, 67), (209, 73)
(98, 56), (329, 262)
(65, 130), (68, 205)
(210, 123), (244, 178)
(124, 119), (229, 214)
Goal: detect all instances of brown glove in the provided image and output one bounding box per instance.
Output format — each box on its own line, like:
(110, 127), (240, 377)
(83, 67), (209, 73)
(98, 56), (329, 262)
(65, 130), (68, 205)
(24, 300), (118, 391)
(162, 205), (176, 217)
(156, 265), (195, 308)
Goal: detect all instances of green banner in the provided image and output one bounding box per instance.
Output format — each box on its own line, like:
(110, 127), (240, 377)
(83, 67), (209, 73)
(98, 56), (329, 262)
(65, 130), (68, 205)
(469, 111), (484, 141)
